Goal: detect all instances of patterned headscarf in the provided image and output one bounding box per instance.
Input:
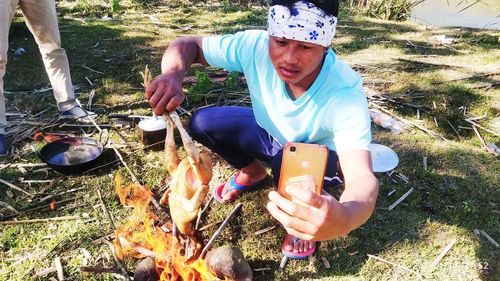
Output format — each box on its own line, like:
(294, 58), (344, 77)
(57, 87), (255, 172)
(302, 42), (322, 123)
(267, 1), (337, 47)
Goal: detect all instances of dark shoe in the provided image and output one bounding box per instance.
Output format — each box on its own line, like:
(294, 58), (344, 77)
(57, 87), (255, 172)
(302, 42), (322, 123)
(0, 134), (8, 156)
(59, 106), (97, 123)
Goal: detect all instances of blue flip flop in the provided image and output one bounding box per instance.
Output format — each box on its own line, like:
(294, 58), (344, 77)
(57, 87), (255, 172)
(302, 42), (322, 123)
(213, 172), (266, 203)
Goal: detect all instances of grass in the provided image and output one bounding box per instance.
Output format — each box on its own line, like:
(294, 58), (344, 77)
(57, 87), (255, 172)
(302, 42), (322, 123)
(1, 1), (499, 280)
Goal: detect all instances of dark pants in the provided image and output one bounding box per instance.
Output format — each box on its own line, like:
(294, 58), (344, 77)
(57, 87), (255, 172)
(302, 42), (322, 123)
(188, 106), (342, 187)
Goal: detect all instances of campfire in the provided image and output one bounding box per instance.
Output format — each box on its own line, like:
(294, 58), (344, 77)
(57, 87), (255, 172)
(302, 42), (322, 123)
(113, 176), (219, 281)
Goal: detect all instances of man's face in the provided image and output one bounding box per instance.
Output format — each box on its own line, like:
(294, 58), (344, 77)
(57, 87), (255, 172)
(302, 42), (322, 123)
(268, 36), (326, 89)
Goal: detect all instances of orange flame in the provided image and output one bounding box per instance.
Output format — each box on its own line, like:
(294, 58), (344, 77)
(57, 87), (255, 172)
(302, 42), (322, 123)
(113, 174), (220, 281)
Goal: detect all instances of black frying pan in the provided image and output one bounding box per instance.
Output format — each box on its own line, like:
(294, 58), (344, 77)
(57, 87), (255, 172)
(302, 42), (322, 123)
(38, 137), (105, 174)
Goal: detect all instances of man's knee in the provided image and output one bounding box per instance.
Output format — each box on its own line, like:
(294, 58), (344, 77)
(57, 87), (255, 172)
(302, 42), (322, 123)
(188, 109), (209, 142)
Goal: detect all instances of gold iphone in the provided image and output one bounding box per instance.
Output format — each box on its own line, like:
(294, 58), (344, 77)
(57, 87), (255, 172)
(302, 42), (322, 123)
(277, 142), (329, 204)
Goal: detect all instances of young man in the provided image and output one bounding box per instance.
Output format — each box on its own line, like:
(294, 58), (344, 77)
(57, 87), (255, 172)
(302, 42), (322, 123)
(0, 0), (96, 156)
(146, 0), (379, 259)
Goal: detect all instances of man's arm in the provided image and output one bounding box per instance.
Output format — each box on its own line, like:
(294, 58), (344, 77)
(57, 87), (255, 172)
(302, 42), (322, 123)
(337, 149), (379, 231)
(267, 149), (379, 241)
(146, 37), (206, 115)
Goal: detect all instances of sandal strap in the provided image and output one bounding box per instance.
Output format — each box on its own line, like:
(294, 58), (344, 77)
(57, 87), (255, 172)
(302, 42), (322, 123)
(227, 173), (253, 192)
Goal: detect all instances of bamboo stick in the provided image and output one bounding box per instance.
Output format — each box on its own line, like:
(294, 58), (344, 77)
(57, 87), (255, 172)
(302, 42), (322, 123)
(0, 179), (33, 197)
(480, 230), (499, 248)
(464, 119), (499, 137)
(0, 215), (81, 225)
(431, 238), (456, 268)
(254, 225), (277, 236)
(367, 254), (423, 279)
(200, 202), (243, 258)
(388, 188), (414, 211)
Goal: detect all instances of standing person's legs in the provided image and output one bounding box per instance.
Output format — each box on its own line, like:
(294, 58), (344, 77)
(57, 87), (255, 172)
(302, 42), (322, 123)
(0, 0), (19, 155)
(0, 0), (19, 135)
(189, 106), (281, 202)
(19, 0), (76, 111)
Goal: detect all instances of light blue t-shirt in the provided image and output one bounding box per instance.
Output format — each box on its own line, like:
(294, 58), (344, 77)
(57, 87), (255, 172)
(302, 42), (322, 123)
(202, 30), (371, 151)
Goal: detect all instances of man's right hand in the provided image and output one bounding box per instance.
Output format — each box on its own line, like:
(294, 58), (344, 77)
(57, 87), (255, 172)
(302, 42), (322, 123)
(145, 73), (185, 115)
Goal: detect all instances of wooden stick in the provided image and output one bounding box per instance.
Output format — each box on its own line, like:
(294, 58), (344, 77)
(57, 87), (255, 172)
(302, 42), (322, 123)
(321, 257), (331, 269)
(471, 125), (488, 149)
(34, 267), (56, 277)
(97, 189), (133, 281)
(2, 197), (78, 220)
(279, 256), (288, 270)
(0, 179), (33, 197)
(446, 120), (461, 139)
(102, 239), (132, 281)
(80, 65), (104, 74)
(37, 187), (86, 204)
(198, 220), (223, 231)
(55, 256), (64, 281)
(370, 102), (448, 141)
(464, 119), (499, 137)
(21, 180), (53, 184)
(195, 196), (213, 230)
(388, 188), (414, 211)
(431, 238), (456, 268)
(0, 200), (20, 214)
(480, 230), (499, 248)
(80, 266), (131, 275)
(437, 71), (500, 84)
(422, 156), (428, 171)
(367, 254), (423, 279)
(0, 215), (81, 225)
(0, 163), (47, 169)
(97, 190), (117, 230)
(254, 225), (277, 236)
(200, 202), (243, 258)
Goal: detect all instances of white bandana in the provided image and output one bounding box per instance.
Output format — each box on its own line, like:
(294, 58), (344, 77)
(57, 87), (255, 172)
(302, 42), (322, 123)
(267, 1), (337, 47)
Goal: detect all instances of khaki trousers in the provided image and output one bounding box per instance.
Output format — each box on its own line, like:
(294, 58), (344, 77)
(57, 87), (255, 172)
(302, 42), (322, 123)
(0, 0), (76, 133)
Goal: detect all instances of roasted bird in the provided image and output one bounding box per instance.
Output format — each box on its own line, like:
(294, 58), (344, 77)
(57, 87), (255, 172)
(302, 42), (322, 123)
(160, 112), (212, 253)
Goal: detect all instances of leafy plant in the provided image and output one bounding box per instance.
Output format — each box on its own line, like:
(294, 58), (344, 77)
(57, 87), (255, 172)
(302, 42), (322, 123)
(224, 72), (241, 90)
(348, 0), (425, 21)
(188, 70), (213, 103)
(111, 0), (120, 13)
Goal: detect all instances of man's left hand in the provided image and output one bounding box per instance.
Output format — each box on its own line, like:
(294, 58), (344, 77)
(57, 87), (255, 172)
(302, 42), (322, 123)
(266, 185), (352, 241)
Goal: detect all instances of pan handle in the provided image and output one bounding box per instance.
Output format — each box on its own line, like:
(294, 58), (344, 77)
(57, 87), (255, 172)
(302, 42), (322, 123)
(99, 129), (109, 146)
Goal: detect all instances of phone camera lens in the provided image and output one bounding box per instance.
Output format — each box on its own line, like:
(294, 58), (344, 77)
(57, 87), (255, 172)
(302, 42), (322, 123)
(290, 146), (296, 152)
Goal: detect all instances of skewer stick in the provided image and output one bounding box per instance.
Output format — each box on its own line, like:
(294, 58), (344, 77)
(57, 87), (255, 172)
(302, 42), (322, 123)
(0, 179), (33, 197)
(102, 239), (132, 281)
(254, 225), (277, 236)
(431, 238), (456, 268)
(0, 215), (81, 225)
(367, 254), (424, 279)
(200, 203), (243, 258)
(388, 188), (414, 211)
(0, 201), (20, 214)
(480, 230), (499, 248)
(97, 190), (131, 281)
(465, 119), (499, 137)
(279, 256), (288, 270)
(195, 196), (214, 230)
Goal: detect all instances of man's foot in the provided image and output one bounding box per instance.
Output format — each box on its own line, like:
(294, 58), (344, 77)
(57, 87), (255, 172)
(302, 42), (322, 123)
(59, 106), (97, 123)
(0, 134), (8, 156)
(214, 160), (268, 203)
(281, 235), (316, 259)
